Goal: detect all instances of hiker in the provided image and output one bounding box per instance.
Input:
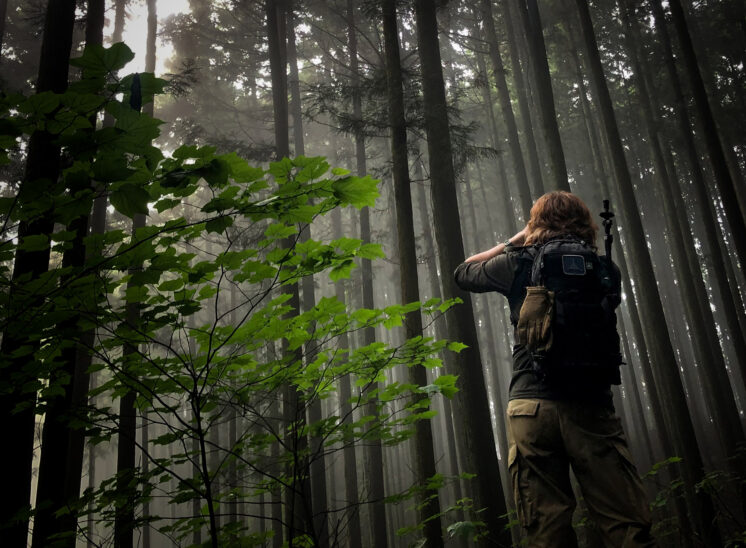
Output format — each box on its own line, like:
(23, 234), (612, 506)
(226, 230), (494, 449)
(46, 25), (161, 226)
(454, 191), (655, 547)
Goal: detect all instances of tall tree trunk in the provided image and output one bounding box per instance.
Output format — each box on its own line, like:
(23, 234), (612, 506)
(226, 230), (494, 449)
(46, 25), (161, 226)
(411, 0), (510, 544)
(0, 1), (76, 544)
(478, 0), (532, 219)
(501, 0), (544, 198)
(286, 6), (331, 544)
(266, 1), (313, 543)
(621, 0), (746, 478)
(473, 48), (518, 233)
(667, 0), (746, 268)
(113, 215), (146, 548)
(648, 0), (746, 386)
(141, 5), (156, 547)
(415, 172), (468, 541)
(0, 0), (7, 52)
(572, 1), (719, 543)
(514, 0), (570, 191)
(345, 2), (388, 544)
(287, 5), (304, 157)
(382, 1), (443, 544)
(331, 209), (364, 546)
(474, 0), (531, 219)
(112, 0), (126, 43)
(31, 1), (106, 545)
(114, 1), (157, 543)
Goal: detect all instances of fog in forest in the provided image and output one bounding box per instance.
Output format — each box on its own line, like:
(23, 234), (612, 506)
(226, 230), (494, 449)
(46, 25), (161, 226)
(0, 0), (744, 546)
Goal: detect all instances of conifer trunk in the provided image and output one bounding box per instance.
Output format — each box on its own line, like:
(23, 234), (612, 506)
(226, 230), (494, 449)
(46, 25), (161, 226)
(0, 1), (76, 544)
(620, 0), (746, 476)
(478, 0), (532, 219)
(514, 0), (570, 191)
(31, 1), (106, 544)
(345, 4), (387, 542)
(382, 1), (443, 544)
(502, 0), (544, 197)
(473, 49), (518, 233)
(648, 0), (746, 386)
(412, 0), (509, 544)
(286, 6), (331, 543)
(266, 1), (314, 542)
(666, 0), (746, 268)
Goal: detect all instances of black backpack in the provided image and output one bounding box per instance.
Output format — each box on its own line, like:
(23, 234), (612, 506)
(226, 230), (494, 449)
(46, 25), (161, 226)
(518, 236), (623, 385)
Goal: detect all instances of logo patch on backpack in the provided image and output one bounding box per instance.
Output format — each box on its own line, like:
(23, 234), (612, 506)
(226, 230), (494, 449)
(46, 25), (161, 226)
(561, 254), (587, 276)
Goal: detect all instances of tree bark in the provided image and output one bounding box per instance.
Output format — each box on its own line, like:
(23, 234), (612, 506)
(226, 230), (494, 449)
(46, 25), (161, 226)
(621, 0), (745, 477)
(266, 1), (314, 543)
(0, 0), (7, 52)
(382, 1), (443, 544)
(478, 0), (532, 219)
(514, 0), (570, 191)
(331, 209), (364, 546)
(648, 0), (746, 387)
(501, 0), (544, 198)
(473, 48), (518, 233)
(0, 0), (76, 544)
(31, 1), (106, 544)
(112, 0), (126, 43)
(667, 0), (746, 269)
(345, 2), (388, 544)
(412, 0), (510, 544)
(286, 5), (331, 544)
(572, 1), (719, 543)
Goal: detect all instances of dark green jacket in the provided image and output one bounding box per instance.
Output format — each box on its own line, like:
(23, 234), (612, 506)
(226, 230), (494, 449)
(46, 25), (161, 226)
(454, 244), (615, 406)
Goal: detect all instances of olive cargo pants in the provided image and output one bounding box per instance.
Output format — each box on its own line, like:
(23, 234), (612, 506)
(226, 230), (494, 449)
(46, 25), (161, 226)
(506, 399), (655, 547)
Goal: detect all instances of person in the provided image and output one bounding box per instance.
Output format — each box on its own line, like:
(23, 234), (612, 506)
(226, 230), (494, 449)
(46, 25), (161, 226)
(454, 191), (655, 547)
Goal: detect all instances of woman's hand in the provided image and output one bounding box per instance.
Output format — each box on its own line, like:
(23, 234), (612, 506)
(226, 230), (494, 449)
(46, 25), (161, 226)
(512, 225), (529, 247)
(464, 225), (529, 263)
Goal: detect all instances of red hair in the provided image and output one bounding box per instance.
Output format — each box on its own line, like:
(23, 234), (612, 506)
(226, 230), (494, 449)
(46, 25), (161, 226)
(524, 191), (598, 248)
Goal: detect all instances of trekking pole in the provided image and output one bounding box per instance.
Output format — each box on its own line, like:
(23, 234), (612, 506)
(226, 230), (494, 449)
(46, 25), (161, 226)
(600, 199), (614, 259)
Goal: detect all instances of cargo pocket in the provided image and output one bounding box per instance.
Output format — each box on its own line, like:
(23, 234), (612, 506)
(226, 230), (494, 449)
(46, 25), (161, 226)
(508, 443), (536, 528)
(517, 286), (555, 352)
(506, 400), (539, 529)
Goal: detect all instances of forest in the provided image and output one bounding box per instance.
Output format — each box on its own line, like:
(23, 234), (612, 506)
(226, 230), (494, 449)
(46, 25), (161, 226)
(0, 0), (744, 546)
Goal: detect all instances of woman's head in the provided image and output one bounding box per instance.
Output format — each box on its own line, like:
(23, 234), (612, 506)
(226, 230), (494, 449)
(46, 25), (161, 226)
(524, 191), (598, 247)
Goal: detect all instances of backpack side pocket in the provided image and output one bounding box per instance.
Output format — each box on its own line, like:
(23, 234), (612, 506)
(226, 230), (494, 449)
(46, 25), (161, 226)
(517, 286), (555, 352)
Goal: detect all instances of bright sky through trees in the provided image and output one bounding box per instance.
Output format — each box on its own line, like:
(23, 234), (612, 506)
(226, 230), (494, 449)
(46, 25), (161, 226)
(114, 0), (190, 73)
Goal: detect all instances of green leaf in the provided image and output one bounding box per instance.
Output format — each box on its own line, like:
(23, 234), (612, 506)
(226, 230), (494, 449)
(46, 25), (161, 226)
(329, 259), (355, 282)
(105, 102), (163, 150)
(60, 92), (106, 115)
(222, 152), (264, 182)
(199, 158), (230, 187)
(119, 72), (167, 106)
(434, 375), (459, 398)
(154, 198), (181, 212)
(331, 175), (379, 209)
(447, 341), (468, 353)
(447, 521), (480, 539)
(20, 92), (60, 115)
(70, 43), (135, 76)
(264, 223), (296, 239)
(93, 154), (133, 182)
(110, 183), (150, 218)
(268, 157), (293, 181)
(158, 279), (184, 292)
(19, 234), (49, 252)
(205, 215), (234, 234)
(357, 243), (384, 260)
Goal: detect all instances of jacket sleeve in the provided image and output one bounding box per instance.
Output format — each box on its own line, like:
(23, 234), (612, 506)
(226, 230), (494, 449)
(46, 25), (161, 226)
(453, 253), (515, 295)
